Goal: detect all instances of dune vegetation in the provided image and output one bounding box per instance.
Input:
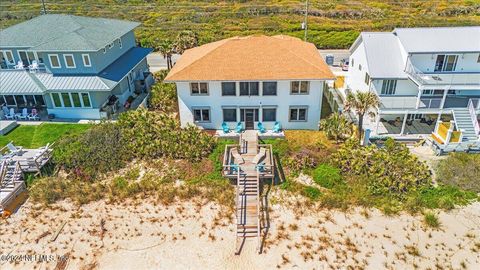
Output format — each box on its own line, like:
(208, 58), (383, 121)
(1, 1), (479, 49)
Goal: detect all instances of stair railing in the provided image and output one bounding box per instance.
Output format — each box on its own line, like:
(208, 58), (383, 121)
(468, 99), (480, 138)
(0, 160), (7, 188)
(256, 168), (261, 253)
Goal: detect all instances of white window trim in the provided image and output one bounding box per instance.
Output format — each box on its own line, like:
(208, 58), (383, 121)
(50, 92), (92, 108)
(262, 81), (277, 96)
(63, 54), (76, 69)
(289, 106), (308, 122)
(48, 54), (61, 68)
(17, 50), (38, 65)
(1, 50), (14, 64)
(81, 54), (91, 67)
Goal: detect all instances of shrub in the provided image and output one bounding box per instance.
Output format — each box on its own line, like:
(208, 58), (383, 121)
(333, 138), (431, 197)
(302, 186), (321, 200)
(148, 82), (178, 113)
(118, 109), (216, 161)
(53, 122), (128, 180)
(423, 212), (441, 228)
(319, 112), (352, 142)
(29, 177), (68, 204)
(312, 164), (343, 188)
(436, 153), (480, 193)
(284, 149), (318, 175)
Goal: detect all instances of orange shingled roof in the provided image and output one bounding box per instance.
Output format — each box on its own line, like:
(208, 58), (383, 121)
(164, 35), (335, 82)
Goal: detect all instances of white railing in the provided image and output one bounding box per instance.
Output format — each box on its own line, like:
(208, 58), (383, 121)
(379, 96), (418, 109)
(419, 98), (443, 109)
(468, 99), (480, 137)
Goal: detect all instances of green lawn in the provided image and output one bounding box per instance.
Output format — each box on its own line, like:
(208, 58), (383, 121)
(0, 123), (91, 149)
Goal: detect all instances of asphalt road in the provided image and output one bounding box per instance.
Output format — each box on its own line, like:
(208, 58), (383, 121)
(147, 49), (350, 72)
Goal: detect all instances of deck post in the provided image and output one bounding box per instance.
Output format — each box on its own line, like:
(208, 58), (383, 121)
(400, 112), (408, 135)
(440, 88), (448, 109)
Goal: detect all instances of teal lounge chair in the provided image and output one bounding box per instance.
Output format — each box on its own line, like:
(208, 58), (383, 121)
(273, 121), (281, 133)
(235, 122), (243, 133)
(222, 122), (230, 133)
(257, 122), (266, 133)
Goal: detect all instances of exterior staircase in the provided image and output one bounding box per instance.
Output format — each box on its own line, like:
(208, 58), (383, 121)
(0, 160), (25, 215)
(453, 108), (479, 142)
(236, 170), (260, 241)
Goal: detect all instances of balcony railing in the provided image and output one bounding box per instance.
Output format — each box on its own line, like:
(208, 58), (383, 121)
(405, 58), (480, 87)
(379, 96), (418, 109)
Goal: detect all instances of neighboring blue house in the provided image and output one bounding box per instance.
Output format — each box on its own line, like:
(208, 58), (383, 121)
(0, 14), (153, 119)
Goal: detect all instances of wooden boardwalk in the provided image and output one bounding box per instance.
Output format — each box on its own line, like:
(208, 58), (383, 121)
(235, 130), (262, 254)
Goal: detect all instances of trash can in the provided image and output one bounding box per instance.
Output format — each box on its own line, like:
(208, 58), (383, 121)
(325, 54), (334, 66)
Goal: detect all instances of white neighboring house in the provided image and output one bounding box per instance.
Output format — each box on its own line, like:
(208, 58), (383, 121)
(164, 35), (335, 131)
(346, 26), (480, 142)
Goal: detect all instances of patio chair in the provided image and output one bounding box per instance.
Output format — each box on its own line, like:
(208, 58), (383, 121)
(14, 61), (24, 69)
(222, 122), (230, 133)
(4, 108), (15, 120)
(28, 108), (40, 121)
(16, 108), (28, 120)
(6, 142), (23, 155)
(231, 147), (244, 165)
(251, 147), (267, 164)
(257, 122), (266, 134)
(29, 60), (39, 72)
(235, 122), (243, 133)
(273, 121), (281, 133)
(256, 162), (266, 172)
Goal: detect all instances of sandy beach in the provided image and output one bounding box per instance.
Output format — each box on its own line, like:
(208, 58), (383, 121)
(1, 193), (479, 270)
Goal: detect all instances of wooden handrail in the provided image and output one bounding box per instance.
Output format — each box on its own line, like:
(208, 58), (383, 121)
(256, 168), (261, 253)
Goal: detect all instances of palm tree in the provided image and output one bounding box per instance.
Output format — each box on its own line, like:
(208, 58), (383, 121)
(319, 112), (352, 143)
(344, 91), (379, 142)
(157, 39), (175, 70)
(174, 30), (198, 54)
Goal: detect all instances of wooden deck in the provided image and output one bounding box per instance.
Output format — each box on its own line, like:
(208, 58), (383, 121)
(224, 130), (273, 254)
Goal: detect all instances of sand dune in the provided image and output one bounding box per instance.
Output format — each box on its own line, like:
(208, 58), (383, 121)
(1, 196), (479, 269)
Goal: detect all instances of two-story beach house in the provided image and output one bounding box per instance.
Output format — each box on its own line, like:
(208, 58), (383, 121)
(164, 35), (335, 131)
(346, 26), (480, 144)
(0, 14), (153, 119)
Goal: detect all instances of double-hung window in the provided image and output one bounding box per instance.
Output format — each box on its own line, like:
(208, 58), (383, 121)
(381, 80), (397, 95)
(223, 108), (237, 122)
(290, 81), (309, 94)
(190, 82), (208, 95)
(193, 108), (210, 122)
(221, 82), (236, 96)
(239, 82), (259, 96)
(289, 107), (308, 122)
(262, 108), (276, 122)
(262, 82), (277, 96)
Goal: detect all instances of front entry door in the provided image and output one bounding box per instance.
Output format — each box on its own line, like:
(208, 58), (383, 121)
(245, 109), (254, 130)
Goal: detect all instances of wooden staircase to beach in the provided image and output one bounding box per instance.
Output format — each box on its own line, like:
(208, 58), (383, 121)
(0, 160), (25, 215)
(235, 130), (263, 254)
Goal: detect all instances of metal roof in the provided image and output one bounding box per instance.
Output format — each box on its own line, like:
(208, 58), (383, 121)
(0, 70), (44, 94)
(360, 33), (408, 79)
(0, 14), (140, 51)
(34, 73), (113, 91)
(99, 47), (152, 82)
(393, 26), (480, 53)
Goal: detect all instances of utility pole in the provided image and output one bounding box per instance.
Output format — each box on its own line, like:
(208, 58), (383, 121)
(41, 0), (47, 15)
(303, 0), (309, 41)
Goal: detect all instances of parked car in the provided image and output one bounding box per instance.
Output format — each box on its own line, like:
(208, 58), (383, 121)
(340, 59), (349, 71)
